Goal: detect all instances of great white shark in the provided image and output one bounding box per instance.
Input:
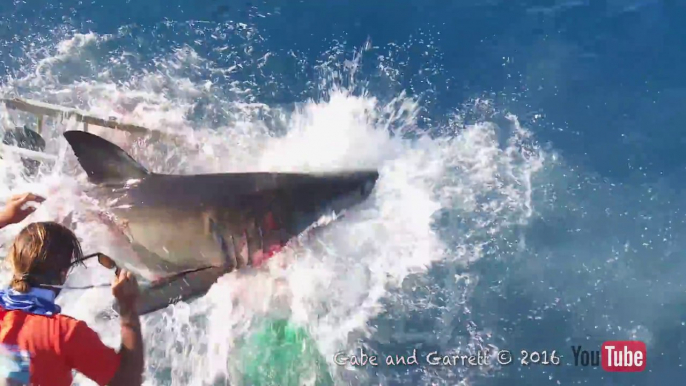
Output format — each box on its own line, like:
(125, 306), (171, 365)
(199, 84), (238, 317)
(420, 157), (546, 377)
(62, 130), (379, 315)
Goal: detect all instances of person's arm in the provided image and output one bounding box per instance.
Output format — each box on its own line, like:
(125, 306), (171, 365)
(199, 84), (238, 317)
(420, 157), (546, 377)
(0, 193), (45, 229)
(107, 270), (144, 386)
(107, 302), (144, 386)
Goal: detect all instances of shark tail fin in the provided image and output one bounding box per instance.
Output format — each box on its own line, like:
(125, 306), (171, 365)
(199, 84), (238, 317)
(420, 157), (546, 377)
(63, 131), (149, 184)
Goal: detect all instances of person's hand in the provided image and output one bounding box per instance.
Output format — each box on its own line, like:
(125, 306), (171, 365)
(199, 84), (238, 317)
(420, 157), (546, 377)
(0, 193), (45, 228)
(112, 269), (140, 315)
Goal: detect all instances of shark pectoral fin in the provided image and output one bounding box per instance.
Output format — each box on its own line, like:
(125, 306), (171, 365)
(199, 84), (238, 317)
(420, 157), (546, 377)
(63, 131), (150, 184)
(113, 267), (227, 315)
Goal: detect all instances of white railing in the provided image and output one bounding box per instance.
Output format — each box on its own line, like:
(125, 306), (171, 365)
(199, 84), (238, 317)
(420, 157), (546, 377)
(1, 97), (186, 162)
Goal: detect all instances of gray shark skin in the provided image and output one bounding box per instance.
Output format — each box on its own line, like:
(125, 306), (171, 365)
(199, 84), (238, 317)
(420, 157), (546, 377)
(62, 130), (379, 315)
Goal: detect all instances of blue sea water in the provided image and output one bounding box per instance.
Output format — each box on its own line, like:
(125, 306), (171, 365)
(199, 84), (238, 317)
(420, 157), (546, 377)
(1, 0), (685, 385)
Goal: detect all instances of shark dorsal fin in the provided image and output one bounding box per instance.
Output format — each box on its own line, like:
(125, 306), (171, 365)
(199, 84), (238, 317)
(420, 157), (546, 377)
(63, 131), (150, 184)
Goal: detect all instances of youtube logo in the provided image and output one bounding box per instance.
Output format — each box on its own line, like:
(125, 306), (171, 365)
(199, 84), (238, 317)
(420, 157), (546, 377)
(601, 341), (647, 372)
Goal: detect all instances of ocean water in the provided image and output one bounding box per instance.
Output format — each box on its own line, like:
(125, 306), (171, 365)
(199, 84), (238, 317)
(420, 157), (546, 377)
(0, 0), (683, 385)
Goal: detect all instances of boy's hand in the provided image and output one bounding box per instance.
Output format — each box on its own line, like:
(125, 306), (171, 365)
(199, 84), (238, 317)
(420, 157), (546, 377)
(112, 270), (140, 316)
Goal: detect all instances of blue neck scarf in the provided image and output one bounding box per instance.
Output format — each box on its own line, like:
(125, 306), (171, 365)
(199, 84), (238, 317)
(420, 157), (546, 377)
(0, 287), (61, 316)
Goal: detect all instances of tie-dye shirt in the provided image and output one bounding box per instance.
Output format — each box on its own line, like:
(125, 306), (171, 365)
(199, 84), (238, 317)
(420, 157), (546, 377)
(0, 289), (120, 386)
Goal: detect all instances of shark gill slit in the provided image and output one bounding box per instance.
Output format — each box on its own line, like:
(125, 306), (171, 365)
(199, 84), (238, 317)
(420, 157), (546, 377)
(208, 217), (236, 271)
(230, 232), (241, 269)
(226, 234), (238, 271)
(245, 219), (263, 267)
(242, 228), (250, 268)
(256, 218), (264, 256)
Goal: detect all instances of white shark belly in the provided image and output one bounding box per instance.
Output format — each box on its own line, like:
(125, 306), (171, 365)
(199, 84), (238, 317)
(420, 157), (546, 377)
(116, 207), (227, 271)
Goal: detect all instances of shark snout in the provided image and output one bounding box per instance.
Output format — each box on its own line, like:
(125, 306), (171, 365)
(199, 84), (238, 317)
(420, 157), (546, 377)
(320, 170), (379, 214)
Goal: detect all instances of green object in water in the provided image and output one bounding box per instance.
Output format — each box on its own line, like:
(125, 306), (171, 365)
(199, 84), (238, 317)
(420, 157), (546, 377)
(239, 318), (333, 386)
